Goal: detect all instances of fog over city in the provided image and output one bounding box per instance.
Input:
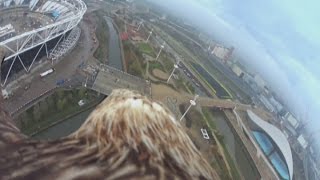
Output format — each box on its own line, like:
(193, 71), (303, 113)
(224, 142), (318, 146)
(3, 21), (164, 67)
(147, 0), (320, 132)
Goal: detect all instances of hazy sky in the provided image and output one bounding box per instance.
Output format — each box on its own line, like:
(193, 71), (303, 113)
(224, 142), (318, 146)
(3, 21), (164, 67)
(148, 0), (320, 131)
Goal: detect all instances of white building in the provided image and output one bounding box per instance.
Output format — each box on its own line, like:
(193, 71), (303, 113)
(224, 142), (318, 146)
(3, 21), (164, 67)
(269, 97), (284, 113)
(286, 113), (300, 129)
(297, 135), (308, 149)
(211, 45), (229, 60)
(254, 74), (266, 89)
(231, 64), (243, 77)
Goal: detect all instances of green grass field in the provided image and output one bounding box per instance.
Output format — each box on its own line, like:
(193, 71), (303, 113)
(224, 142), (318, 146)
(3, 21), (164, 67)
(138, 43), (155, 57)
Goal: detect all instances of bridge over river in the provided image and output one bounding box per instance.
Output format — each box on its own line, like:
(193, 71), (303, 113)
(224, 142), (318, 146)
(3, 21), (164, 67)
(88, 64), (151, 97)
(190, 96), (272, 120)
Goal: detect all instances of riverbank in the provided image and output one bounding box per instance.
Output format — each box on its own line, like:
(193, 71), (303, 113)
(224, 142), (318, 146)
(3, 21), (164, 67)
(108, 16), (127, 72)
(104, 16), (124, 70)
(15, 88), (104, 136)
(30, 95), (105, 137)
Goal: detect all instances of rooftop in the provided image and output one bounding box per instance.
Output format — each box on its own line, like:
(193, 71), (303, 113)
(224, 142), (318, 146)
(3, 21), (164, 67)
(247, 110), (293, 180)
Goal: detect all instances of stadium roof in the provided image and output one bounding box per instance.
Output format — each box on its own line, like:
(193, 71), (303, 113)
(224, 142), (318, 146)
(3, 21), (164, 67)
(247, 110), (293, 180)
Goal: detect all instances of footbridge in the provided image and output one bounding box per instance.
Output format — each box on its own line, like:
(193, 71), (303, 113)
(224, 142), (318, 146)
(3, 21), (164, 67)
(86, 64), (151, 97)
(179, 95), (272, 119)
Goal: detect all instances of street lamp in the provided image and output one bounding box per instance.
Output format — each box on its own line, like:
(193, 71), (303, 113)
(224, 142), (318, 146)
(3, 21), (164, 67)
(179, 94), (199, 121)
(146, 29), (153, 43)
(166, 61), (179, 83)
(136, 21), (143, 31)
(156, 43), (165, 60)
(84, 75), (88, 87)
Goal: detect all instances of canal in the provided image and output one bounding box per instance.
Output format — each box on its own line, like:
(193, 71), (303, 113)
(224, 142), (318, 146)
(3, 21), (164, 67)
(33, 107), (95, 140)
(209, 109), (260, 180)
(33, 17), (124, 139)
(191, 62), (231, 99)
(104, 16), (123, 70)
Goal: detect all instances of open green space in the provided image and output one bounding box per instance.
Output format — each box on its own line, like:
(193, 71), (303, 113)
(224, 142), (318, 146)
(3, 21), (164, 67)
(15, 88), (104, 136)
(148, 61), (164, 72)
(138, 43), (155, 57)
(152, 23), (251, 102)
(159, 51), (174, 72)
(123, 41), (146, 78)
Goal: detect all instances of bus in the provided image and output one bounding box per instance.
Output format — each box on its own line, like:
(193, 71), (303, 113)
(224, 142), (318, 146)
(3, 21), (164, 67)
(40, 68), (54, 78)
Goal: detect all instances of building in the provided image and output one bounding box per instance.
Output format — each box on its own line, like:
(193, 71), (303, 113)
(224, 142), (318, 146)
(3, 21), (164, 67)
(269, 97), (284, 113)
(231, 64), (244, 77)
(254, 74), (266, 89)
(211, 45), (234, 61)
(259, 95), (275, 113)
(0, 0), (86, 86)
(297, 135), (308, 149)
(284, 113), (300, 129)
(247, 110), (293, 180)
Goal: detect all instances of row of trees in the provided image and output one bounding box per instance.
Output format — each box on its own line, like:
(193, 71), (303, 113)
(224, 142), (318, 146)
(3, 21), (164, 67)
(16, 88), (94, 134)
(124, 41), (146, 78)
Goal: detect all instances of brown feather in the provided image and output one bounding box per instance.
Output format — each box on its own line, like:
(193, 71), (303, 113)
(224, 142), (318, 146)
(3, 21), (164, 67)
(0, 89), (219, 179)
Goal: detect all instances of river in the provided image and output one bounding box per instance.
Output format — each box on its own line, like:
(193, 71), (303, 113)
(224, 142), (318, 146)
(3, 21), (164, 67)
(104, 16), (123, 70)
(33, 16), (124, 139)
(33, 107), (95, 140)
(210, 110), (260, 180)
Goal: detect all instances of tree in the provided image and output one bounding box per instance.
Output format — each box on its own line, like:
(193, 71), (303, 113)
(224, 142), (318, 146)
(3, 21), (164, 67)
(78, 89), (86, 99)
(33, 104), (41, 122)
(57, 90), (65, 99)
(129, 60), (142, 78)
(39, 101), (49, 114)
(67, 92), (74, 102)
(56, 98), (67, 111)
(46, 96), (55, 111)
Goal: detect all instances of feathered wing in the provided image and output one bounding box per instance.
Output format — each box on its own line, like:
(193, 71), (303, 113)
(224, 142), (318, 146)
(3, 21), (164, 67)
(0, 89), (219, 179)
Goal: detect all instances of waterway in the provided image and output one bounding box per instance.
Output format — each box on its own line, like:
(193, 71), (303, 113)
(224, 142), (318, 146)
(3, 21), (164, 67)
(191, 62), (231, 98)
(104, 16), (123, 70)
(33, 107), (95, 140)
(209, 109), (260, 180)
(33, 17), (123, 139)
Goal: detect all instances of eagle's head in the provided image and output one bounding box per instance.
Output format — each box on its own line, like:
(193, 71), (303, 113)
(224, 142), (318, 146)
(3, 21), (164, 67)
(72, 89), (218, 179)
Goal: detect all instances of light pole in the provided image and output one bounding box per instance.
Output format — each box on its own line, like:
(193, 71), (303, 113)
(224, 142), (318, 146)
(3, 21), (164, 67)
(179, 94), (199, 121)
(136, 21), (143, 31)
(156, 43), (165, 60)
(146, 29), (153, 43)
(84, 75), (88, 87)
(167, 61), (179, 83)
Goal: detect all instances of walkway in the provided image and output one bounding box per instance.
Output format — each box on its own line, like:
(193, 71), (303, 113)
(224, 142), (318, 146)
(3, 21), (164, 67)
(90, 64), (151, 97)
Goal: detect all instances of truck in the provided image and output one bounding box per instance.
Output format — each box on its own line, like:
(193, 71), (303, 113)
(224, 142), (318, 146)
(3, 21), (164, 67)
(40, 68), (54, 78)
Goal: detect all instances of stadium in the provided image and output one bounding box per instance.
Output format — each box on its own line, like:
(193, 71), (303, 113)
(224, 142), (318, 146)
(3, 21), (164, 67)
(0, 0), (86, 86)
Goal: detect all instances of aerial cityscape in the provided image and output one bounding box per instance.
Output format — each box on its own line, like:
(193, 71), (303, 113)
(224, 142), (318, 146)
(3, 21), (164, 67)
(0, 0), (319, 179)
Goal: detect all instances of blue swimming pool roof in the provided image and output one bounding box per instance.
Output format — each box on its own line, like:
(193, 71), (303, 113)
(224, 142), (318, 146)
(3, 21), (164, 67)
(247, 110), (293, 180)
(253, 131), (290, 180)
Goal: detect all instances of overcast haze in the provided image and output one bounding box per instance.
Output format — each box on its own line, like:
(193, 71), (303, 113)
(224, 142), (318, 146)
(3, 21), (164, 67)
(147, 0), (320, 132)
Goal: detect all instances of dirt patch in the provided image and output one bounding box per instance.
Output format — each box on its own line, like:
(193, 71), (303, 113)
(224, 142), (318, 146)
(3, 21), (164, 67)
(152, 69), (169, 80)
(151, 83), (190, 104)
